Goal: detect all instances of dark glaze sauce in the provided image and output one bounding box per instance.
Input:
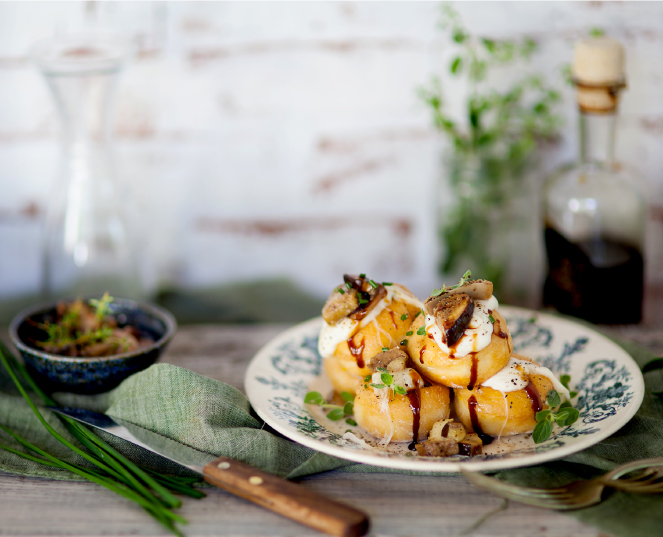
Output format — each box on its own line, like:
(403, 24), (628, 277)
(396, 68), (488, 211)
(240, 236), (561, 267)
(467, 354), (478, 390)
(407, 389), (421, 444)
(348, 337), (365, 369)
(419, 345), (427, 364)
(468, 394), (493, 445)
(525, 382), (542, 413)
(494, 316), (509, 340)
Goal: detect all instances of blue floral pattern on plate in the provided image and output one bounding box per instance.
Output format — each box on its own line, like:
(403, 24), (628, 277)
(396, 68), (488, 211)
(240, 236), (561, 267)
(245, 306), (644, 472)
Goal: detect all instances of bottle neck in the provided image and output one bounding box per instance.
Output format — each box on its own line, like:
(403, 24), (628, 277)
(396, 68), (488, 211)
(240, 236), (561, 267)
(579, 111), (616, 166)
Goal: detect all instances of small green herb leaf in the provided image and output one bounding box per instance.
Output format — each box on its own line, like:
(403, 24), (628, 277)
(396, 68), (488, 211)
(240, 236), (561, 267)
(369, 279), (379, 289)
(406, 331), (413, 336)
(532, 419), (553, 444)
(364, 374), (372, 382)
(359, 273), (366, 279)
(393, 384), (407, 396)
(380, 372), (394, 385)
(345, 418), (358, 426)
(400, 339), (408, 346)
(336, 288), (345, 295)
(327, 408), (345, 421)
(304, 391), (324, 405)
(371, 383), (386, 390)
(546, 390), (561, 409)
(343, 402), (354, 415)
(401, 314), (408, 321)
(535, 410), (551, 421)
(450, 56), (462, 75)
(341, 391), (354, 402)
(417, 326), (427, 336)
(381, 347), (389, 352)
(488, 314), (495, 324)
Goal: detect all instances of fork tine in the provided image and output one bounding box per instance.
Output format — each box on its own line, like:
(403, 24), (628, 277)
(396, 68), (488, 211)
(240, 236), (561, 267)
(461, 471), (576, 504)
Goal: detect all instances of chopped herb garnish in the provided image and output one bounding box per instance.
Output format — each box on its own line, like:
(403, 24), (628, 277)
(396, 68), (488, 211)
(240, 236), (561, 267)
(430, 270), (472, 297)
(406, 331), (413, 336)
(382, 282), (393, 286)
(370, 368), (407, 397)
(357, 295), (369, 305)
(369, 279), (379, 289)
(337, 288), (345, 295)
(359, 273), (366, 278)
(364, 374), (372, 382)
(400, 339), (408, 346)
(414, 311), (422, 319)
(488, 314), (495, 324)
(345, 282), (352, 290)
(345, 418), (358, 426)
(401, 313), (408, 321)
(417, 326), (426, 336)
(381, 347), (389, 352)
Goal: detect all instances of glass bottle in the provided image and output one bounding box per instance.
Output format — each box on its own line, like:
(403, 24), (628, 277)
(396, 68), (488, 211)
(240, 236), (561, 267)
(30, 34), (146, 300)
(543, 36), (645, 324)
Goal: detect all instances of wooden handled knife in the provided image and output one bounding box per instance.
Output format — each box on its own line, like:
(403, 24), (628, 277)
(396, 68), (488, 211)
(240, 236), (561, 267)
(49, 407), (369, 537)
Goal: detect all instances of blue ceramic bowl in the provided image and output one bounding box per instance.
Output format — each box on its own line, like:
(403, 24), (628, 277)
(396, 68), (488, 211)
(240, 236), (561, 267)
(8, 297), (177, 394)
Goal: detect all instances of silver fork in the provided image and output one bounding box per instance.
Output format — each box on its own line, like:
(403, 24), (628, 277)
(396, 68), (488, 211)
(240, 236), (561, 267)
(462, 457), (663, 510)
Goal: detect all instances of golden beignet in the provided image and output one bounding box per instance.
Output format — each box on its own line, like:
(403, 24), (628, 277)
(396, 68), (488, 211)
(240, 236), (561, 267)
(354, 384), (451, 443)
(454, 366), (554, 437)
(334, 298), (421, 380)
(406, 311), (512, 389)
(323, 354), (363, 395)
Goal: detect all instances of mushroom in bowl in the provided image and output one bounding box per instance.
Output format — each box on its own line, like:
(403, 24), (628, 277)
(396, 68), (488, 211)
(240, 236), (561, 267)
(9, 295), (176, 394)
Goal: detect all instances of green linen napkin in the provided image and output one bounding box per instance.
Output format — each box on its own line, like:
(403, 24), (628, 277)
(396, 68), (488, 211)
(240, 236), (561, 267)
(0, 336), (662, 537)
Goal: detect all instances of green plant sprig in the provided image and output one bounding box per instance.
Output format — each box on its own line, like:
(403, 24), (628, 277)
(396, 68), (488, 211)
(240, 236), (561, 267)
(0, 341), (204, 535)
(532, 389), (580, 444)
(431, 269), (472, 297)
(304, 391), (356, 425)
(365, 368), (408, 396)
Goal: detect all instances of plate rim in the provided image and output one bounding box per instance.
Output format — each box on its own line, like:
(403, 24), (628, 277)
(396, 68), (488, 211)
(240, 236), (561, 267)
(245, 306), (645, 472)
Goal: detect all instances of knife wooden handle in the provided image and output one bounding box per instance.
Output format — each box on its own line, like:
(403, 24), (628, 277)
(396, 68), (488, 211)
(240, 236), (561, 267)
(203, 456), (369, 537)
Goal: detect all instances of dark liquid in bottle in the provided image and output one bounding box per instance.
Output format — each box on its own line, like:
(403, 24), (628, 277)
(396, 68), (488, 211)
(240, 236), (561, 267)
(544, 227), (643, 324)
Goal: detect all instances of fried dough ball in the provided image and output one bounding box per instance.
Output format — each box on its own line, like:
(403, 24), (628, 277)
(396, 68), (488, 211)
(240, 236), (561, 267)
(354, 383), (451, 443)
(332, 298), (421, 384)
(323, 354), (363, 395)
(454, 362), (554, 437)
(406, 311), (512, 389)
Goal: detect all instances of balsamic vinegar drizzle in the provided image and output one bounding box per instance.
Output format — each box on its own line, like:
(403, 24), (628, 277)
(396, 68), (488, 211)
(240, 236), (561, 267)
(419, 345), (426, 364)
(348, 336), (365, 369)
(406, 389), (421, 450)
(467, 354), (478, 390)
(468, 394), (493, 445)
(525, 382), (542, 413)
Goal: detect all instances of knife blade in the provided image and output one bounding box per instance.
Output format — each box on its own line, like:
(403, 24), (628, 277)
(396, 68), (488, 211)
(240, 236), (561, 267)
(49, 406), (369, 537)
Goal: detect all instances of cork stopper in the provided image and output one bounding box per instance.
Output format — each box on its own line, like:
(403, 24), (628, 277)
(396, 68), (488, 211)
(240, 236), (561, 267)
(572, 36), (625, 113)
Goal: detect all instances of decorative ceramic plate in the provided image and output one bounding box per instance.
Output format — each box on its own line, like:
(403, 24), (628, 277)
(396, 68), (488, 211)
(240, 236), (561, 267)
(245, 306), (644, 472)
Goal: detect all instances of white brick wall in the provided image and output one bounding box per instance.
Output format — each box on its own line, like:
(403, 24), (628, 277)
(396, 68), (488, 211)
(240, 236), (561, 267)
(1, 1), (663, 308)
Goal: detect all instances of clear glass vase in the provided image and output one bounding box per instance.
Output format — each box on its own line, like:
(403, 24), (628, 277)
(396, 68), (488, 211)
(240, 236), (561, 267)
(438, 150), (543, 308)
(31, 34), (146, 300)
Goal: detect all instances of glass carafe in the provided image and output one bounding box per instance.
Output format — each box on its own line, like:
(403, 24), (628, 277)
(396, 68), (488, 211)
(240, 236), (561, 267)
(31, 35), (145, 300)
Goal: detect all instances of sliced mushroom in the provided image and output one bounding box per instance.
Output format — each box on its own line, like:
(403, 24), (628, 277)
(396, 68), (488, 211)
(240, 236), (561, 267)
(432, 293), (475, 348)
(322, 285), (359, 324)
(343, 274), (388, 321)
(429, 419), (467, 443)
(424, 279), (493, 316)
(415, 438), (459, 457)
(368, 348), (409, 373)
(458, 433), (483, 457)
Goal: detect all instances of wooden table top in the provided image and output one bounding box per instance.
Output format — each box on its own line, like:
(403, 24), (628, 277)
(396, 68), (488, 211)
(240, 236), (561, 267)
(2, 322), (659, 537)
